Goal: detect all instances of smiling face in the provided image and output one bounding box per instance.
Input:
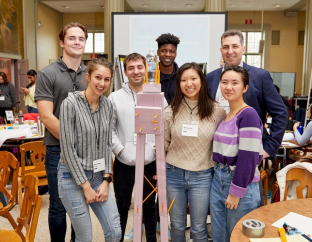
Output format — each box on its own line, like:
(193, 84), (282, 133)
(86, 65), (112, 97)
(60, 27), (86, 58)
(220, 35), (245, 67)
(220, 70), (248, 102)
(124, 58), (146, 89)
(157, 43), (177, 68)
(180, 68), (201, 100)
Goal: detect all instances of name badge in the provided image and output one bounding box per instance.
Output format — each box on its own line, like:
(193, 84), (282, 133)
(93, 158), (105, 173)
(0, 96), (5, 101)
(219, 96), (229, 107)
(182, 124), (198, 137)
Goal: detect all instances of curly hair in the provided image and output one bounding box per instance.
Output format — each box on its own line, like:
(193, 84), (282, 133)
(156, 33), (180, 49)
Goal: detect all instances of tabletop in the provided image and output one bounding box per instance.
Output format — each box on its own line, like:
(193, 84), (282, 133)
(230, 198), (312, 242)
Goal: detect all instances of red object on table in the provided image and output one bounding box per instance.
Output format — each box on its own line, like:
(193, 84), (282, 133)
(23, 113), (39, 121)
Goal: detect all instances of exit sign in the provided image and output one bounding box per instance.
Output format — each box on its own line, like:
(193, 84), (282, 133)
(245, 19), (253, 24)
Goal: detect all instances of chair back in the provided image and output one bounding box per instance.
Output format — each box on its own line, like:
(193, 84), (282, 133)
(0, 151), (19, 211)
(283, 168), (312, 200)
(15, 175), (42, 242)
(20, 141), (46, 182)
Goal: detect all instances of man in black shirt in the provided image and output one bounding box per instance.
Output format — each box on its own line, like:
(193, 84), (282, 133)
(156, 33), (180, 104)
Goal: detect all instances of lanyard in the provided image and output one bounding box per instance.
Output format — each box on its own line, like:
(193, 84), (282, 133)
(84, 90), (100, 149)
(183, 98), (199, 114)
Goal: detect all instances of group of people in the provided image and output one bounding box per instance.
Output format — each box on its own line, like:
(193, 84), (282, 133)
(32, 21), (288, 242)
(0, 69), (38, 123)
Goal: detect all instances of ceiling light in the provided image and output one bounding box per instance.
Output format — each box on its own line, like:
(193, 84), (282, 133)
(231, 4), (235, 7)
(100, 5), (104, 8)
(63, 5), (70, 8)
(142, 4), (149, 7)
(274, 4), (281, 7)
(185, 4), (193, 7)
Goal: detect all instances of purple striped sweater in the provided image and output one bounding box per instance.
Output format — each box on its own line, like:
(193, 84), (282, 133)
(213, 107), (263, 198)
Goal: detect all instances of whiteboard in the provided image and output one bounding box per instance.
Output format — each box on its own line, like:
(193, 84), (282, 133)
(112, 12), (227, 73)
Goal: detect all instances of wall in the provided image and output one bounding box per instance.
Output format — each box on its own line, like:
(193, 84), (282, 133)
(37, 3), (62, 70)
(63, 13), (104, 29)
(228, 11), (305, 93)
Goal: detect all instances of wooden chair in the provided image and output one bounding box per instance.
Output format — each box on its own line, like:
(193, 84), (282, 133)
(282, 167), (312, 200)
(261, 170), (268, 205)
(18, 141), (47, 207)
(0, 175), (42, 242)
(0, 152), (19, 228)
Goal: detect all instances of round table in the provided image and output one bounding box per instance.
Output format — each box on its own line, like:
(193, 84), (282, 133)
(230, 198), (312, 241)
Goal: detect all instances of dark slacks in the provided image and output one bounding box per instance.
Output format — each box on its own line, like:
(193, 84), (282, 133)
(113, 158), (157, 242)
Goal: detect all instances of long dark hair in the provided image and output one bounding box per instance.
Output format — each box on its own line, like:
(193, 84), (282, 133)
(171, 62), (215, 120)
(0, 72), (9, 85)
(26, 69), (37, 88)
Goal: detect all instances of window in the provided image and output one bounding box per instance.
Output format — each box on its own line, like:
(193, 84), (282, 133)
(85, 32), (105, 53)
(241, 31), (263, 68)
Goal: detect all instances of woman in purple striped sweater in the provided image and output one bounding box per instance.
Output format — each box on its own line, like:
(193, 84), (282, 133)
(210, 66), (263, 242)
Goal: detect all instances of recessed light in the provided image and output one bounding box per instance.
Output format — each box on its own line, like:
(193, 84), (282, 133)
(231, 4), (235, 7)
(63, 5), (70, 8)
(185, 4), (193, 7)
(274, 4), (281, 7)
(100, 5), (104, 8)
(142, 4), (149, 7)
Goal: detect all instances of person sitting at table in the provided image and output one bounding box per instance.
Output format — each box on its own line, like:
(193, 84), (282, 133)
(58, 58), (121, 242)
(21, 69), (38, 113)
(210, 66), (263, 242)
(293, 103), (312, 145)
(0, 72), (16, 122)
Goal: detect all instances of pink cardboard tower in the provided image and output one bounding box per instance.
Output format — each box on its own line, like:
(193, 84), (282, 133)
(133, 80), (169, 241)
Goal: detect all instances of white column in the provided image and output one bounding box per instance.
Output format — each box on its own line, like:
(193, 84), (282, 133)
(205, 0), (225, 12)
(302, 1), (312, 95)
(104, 0), (124, 62)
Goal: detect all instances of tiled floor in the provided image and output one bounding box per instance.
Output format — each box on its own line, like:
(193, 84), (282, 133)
(0, 164), (274, 242)
(0, 186), (195, 241)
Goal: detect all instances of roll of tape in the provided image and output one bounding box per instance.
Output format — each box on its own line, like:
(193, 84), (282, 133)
(242, 219), (265, 238)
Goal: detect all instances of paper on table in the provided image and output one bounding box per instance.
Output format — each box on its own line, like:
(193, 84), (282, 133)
(0, 128), (32, 147)
(281, 142), (297, 146)
(272, 212), (312, 235)
(249, 234), (310, 242)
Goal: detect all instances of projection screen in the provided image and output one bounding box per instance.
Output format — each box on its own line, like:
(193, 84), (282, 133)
(112, 12), (227, 73)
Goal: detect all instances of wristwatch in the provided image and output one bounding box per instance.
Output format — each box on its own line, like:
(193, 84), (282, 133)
(103, 176), (112, 183)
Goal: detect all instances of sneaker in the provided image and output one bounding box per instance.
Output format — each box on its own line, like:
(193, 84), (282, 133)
(124, 225), (145, 241)
(156, 221), (161, 233)
(124, 228), (133, 241)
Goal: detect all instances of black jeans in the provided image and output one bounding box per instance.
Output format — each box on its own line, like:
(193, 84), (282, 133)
(113, 158), (157, 242)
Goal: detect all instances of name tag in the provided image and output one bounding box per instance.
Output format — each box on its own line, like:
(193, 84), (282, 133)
(0, 96), (5, 101)
(182, 124), (198, 137)
(93, 158), (105, 173)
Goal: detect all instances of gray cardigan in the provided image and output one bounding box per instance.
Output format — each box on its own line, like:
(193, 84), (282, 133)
(0, 83), (16, 108)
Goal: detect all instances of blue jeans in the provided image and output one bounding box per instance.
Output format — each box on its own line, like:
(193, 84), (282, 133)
(27, 106), (38, 113)
(210, 163), (260, 242)
(45, 145), (69, 241)
(166, 164), (213, 242)
(58, 163), (121, 242)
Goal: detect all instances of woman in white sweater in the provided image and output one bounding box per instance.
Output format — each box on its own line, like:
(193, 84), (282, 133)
(293, 103), (312, 145)
(164, 62), (225, 242)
